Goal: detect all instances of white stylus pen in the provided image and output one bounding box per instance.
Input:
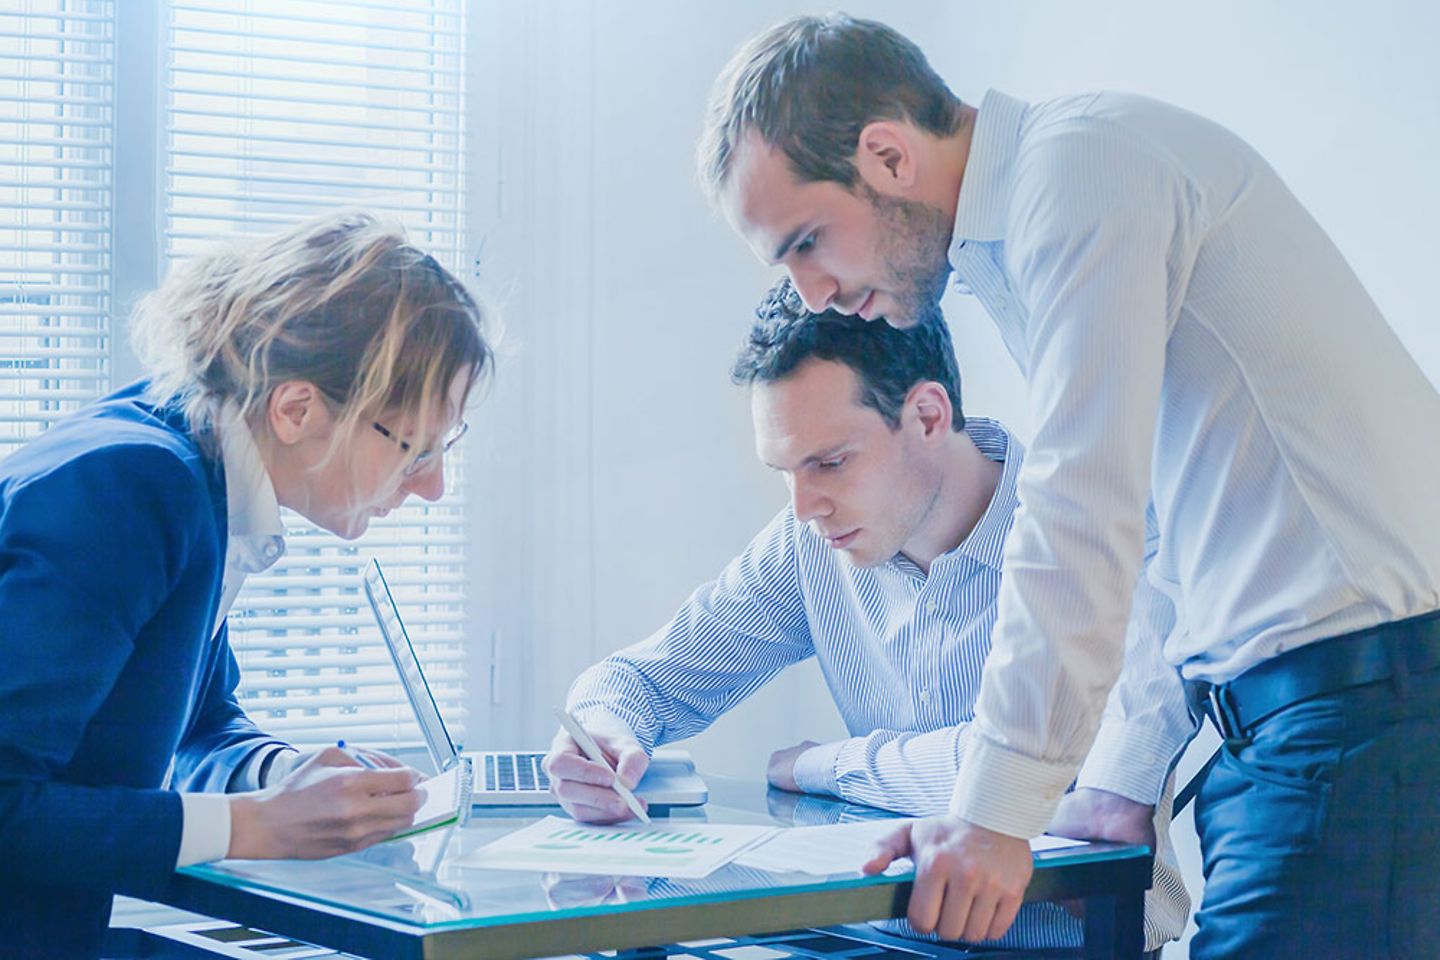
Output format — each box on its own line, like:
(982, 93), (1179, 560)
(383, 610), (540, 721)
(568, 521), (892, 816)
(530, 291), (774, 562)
(552, 706), (651, 824)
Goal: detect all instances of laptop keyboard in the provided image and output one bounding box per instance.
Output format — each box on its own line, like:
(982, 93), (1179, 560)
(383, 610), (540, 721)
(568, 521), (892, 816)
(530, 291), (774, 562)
(483, 751), (551, 793)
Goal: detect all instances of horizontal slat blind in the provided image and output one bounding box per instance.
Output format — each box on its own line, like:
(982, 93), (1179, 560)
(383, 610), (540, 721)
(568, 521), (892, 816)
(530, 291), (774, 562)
(0, 1), (112, 458)
(165, 0), (470, 751)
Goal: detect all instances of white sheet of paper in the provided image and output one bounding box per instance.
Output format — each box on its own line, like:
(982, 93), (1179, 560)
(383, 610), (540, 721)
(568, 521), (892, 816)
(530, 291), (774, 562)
(733, 819), (1089, 876)
(458, 816), (780, 879)
(1029, 833), (1089, 853)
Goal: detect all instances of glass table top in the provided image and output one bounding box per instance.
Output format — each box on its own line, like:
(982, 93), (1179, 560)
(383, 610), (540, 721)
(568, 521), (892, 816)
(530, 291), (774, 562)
(178, 778), (1148, 932)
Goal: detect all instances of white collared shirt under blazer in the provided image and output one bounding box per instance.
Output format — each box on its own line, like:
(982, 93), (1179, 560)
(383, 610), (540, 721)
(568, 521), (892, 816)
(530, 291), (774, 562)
(176, 403), (288, 868)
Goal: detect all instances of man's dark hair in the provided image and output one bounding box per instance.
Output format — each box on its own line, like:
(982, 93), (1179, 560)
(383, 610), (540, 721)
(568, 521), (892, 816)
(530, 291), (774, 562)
(698, 13), (965, 200)
(732, 279), (964, 432)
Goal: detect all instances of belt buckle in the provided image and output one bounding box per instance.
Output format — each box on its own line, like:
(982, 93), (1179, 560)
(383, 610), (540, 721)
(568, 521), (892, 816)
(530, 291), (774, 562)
(1208, 684), (1251, 747)
(1206, 686), (1232, 739)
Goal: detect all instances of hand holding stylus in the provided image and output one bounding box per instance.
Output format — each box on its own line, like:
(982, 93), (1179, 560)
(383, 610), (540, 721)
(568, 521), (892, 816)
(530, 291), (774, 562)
(545, 707), (651, 824)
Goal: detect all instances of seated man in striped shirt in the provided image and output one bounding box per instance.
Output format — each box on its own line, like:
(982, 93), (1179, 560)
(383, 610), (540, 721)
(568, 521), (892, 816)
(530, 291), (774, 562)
(544, 279), (1192, 954)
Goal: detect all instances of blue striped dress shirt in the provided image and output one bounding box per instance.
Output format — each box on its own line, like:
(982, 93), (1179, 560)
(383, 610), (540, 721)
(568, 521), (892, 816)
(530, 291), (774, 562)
(568, 418), (1189, 949)
(945, 90), (1440, 838)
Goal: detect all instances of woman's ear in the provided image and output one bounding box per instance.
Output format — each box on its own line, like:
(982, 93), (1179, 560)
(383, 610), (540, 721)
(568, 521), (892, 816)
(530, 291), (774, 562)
(266, 381), (331, 446)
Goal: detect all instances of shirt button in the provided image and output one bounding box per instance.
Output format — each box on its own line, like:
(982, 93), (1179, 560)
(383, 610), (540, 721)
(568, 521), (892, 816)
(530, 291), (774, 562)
(919, 690), (931, 704)
(264, 543), (280, 559)
(925, 599), (939, 615)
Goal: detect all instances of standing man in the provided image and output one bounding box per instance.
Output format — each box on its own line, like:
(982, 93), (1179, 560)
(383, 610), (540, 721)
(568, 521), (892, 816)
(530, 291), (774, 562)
(698, 14), (1440, 959)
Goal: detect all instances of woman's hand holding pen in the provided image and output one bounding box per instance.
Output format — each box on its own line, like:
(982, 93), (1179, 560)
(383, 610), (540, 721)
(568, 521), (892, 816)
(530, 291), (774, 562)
(332, 739), (407, 771)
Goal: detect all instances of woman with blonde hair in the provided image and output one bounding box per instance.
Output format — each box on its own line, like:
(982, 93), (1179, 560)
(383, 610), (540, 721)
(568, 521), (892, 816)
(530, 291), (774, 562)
(0, 210), (494, 959)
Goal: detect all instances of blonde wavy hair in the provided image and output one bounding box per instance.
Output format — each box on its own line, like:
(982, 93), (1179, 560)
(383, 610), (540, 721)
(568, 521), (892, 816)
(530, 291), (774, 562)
(130, 210), (493, 473)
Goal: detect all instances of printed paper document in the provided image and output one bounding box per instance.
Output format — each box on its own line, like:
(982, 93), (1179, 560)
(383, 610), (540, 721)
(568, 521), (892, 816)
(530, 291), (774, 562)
(734, 818), (1089, 876)
(459, 816), (778, 879)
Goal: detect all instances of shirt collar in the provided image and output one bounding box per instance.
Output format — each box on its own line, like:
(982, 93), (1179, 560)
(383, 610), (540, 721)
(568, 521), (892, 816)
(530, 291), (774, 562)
(945, 416), (1023, 574)
(949, 89), (1029, 254)
(217, 402), (286, 574)
(880, 416), (1023, 579)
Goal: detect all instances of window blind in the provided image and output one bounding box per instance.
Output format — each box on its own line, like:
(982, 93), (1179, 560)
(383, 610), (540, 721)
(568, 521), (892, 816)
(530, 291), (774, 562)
(164, 0), (471, 751)
(0, 1), (113, 458)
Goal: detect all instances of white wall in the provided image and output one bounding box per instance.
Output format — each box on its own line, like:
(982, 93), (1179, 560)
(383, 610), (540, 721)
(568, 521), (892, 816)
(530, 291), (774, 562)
(465, 2), (1440, 954)
(467, 0), (851, 763)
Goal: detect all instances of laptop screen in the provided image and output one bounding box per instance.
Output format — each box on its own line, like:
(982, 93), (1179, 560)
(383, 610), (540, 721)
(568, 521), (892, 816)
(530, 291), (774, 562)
(362, 559), (460, 772)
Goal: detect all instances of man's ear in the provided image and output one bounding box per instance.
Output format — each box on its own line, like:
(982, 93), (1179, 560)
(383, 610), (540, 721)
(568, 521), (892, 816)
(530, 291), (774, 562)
(266, 381), (331, 446)
(906, 381), (953, 440)
(853, 120), (920, 195)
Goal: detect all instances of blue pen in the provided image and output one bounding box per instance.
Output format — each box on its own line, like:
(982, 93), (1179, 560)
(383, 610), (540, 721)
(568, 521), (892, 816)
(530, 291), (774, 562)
(336, 739), (378, 769)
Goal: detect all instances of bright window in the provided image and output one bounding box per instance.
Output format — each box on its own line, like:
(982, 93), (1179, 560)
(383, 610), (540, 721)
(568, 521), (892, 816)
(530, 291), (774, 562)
(165, 0), (470, 751)
(0, 1), (113, 457)
(1, 0), (472, 754)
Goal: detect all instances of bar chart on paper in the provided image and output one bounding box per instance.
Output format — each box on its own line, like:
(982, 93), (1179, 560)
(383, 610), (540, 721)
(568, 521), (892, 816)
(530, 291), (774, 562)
(459, 816), (779, 878)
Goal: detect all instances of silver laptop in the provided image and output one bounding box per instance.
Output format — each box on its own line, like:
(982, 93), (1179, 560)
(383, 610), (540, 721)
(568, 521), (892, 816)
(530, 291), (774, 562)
(362, 559), (708, 808)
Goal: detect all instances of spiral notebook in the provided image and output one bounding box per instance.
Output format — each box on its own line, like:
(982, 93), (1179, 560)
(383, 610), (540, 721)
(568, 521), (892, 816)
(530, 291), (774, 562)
(389, 759), (473, 842)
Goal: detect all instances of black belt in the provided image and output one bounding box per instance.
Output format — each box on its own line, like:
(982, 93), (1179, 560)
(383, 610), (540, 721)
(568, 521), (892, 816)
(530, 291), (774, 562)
(1184, 608), (1440, 742)
(1173, 609), (1440, 813)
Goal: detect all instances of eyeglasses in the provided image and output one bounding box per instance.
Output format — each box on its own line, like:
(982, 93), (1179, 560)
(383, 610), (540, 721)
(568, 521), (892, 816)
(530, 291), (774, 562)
(372, 420), (469, 477)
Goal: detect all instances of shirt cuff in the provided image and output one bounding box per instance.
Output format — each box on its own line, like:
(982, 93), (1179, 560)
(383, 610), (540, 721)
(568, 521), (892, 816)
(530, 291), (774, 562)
(176, 793), (232, 868)
(260, 747), (301, 787)
(791, 741), (843, 796)
(947, 735), (1075, 839)
(1075, 717), (1183, 806)
(568, 705), (652, 751)
(228, 744), (295, 792)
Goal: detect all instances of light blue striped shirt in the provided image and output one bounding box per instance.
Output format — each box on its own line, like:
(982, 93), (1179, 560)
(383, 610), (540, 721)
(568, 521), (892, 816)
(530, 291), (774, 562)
(568, 418), (1189, 949)
(947, 90), (1440, 837)
(571, 418), (1017, 814)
